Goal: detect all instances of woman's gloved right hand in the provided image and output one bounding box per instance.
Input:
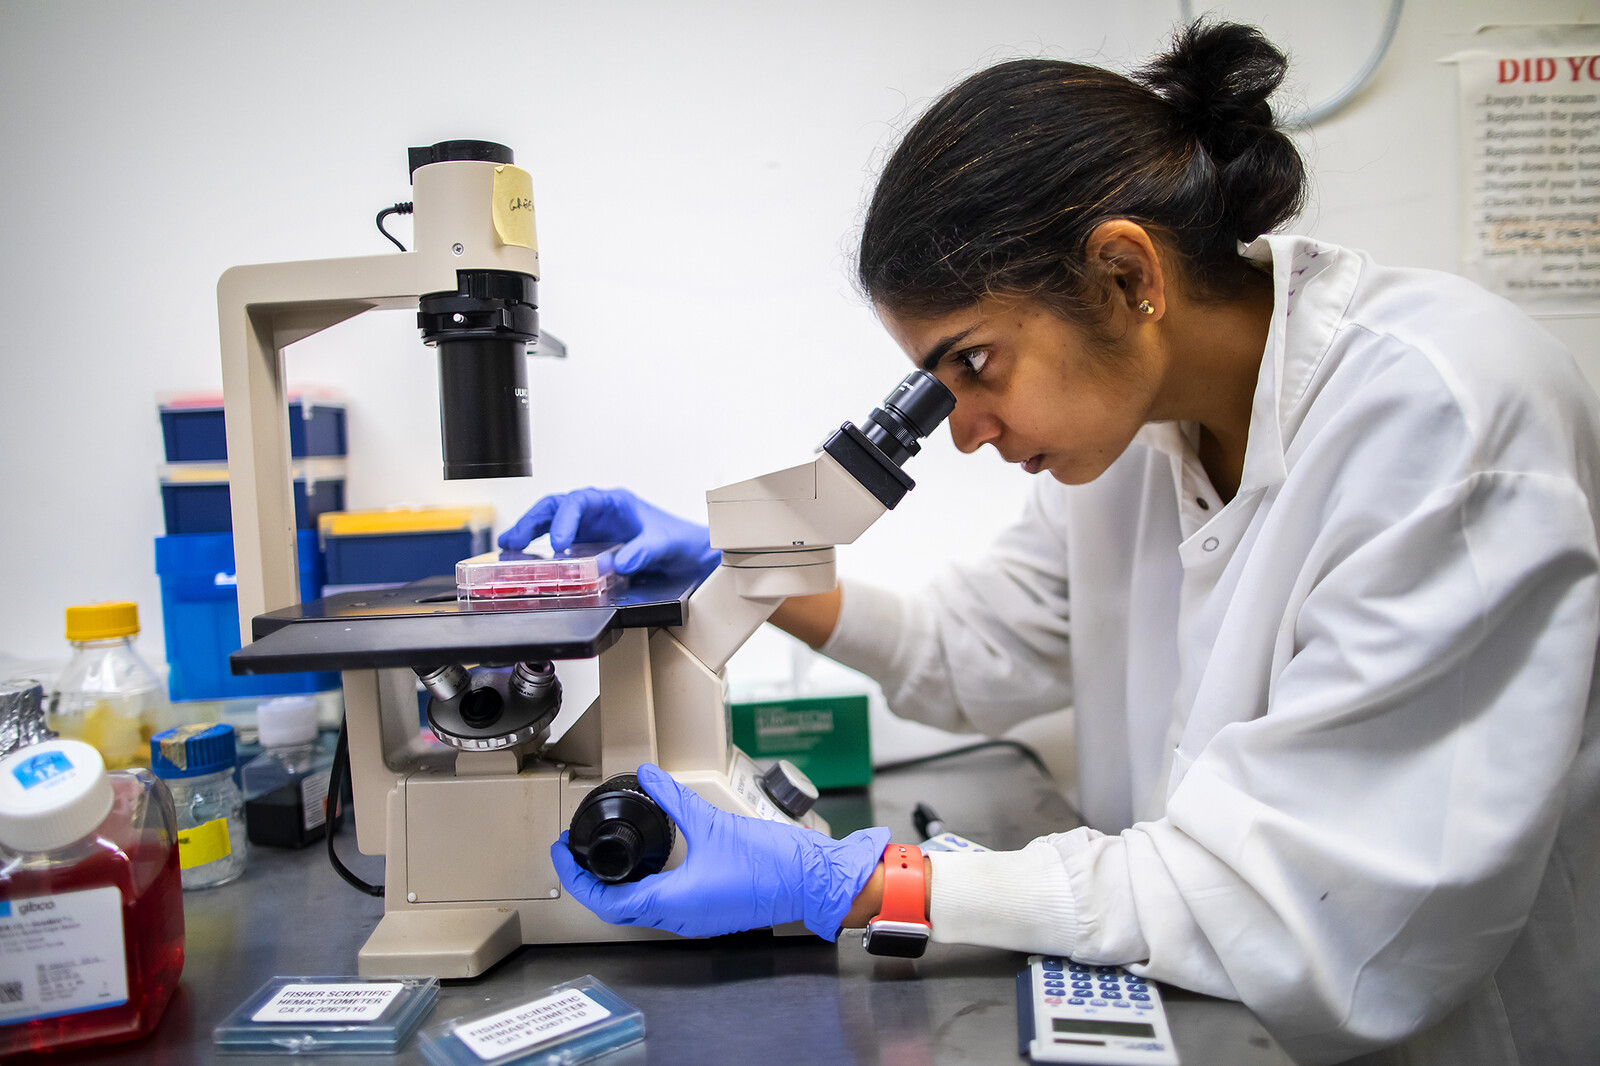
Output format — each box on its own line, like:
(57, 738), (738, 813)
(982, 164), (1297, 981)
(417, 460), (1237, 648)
(498, 487), (720, 576)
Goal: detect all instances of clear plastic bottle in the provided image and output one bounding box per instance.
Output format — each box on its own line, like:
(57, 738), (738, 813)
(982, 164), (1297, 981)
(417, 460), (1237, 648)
(242, 696), (333, 848)
(149, 724), (247, 889)
(47, 602), (169, 771)
(0, 739), (185, 1056)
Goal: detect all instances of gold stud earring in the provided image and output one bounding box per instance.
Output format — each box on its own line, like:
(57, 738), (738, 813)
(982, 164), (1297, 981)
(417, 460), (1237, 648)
(1137, 300), (1154, 315)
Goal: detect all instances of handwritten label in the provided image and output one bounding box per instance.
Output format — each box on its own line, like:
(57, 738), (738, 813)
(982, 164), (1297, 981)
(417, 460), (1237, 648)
(492, 165), (538, 250)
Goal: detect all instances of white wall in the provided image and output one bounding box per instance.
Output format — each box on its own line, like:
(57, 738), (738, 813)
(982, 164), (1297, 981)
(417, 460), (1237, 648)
(3, 1), (1595, 755)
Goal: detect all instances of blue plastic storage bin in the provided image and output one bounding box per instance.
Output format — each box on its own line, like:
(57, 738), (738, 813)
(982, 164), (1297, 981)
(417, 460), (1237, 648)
(323, 529), (490, 585)
(319, 507), (494, 586)
(159, 460), (346, 535)
(155, 530), (340, 701)
(159, 396), (347, 462)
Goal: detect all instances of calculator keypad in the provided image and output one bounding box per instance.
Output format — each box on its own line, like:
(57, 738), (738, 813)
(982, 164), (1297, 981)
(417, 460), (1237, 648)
(1038, 958), (1157, 1012)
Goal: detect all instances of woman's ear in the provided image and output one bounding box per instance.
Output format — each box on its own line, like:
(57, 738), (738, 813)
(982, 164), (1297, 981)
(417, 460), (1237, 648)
(1085, 220), (1166, 321)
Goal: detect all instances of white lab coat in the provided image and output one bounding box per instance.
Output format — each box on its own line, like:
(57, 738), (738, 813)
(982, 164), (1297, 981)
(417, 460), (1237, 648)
(822, 235), (1600, 1064)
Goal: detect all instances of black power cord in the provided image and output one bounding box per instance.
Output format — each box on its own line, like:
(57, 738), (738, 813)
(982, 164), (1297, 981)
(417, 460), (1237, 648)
(875, 737), (1051, 779)
(878, 738), (1085, 828)
(326, 718), (384, 896)
(376, 202), (413, 251)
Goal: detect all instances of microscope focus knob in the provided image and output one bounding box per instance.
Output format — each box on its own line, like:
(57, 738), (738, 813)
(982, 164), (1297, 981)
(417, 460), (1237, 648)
(567, 773), (676, 884)
(759, 760), (819, 819)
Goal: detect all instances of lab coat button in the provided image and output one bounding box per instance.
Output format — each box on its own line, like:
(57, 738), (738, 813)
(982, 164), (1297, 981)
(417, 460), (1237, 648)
(1203, 537), (1220, 551)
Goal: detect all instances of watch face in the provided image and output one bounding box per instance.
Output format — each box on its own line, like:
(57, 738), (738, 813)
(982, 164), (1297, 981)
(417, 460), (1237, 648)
(863, 922), (930, 958)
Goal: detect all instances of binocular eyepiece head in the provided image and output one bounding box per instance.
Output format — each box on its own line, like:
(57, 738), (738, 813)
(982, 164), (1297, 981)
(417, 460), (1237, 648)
(860, 370), (957, 468)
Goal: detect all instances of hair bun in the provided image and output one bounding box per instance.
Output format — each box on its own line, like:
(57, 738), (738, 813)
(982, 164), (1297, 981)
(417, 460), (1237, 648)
(1137, 20), (1286, 151)
(1136, 19), (1304, 246)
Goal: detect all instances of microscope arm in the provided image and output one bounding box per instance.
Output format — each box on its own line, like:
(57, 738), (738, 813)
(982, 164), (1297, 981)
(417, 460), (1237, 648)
(668, 451), (888, 672)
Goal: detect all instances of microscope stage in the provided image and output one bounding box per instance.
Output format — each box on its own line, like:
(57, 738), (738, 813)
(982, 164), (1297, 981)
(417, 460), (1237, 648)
(230, 571), (700, 674)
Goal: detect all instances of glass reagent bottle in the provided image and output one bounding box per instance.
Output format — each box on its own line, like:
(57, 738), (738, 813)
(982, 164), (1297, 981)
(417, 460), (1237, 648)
(150, 724), (247, 889)
(242, 696), (332, 848)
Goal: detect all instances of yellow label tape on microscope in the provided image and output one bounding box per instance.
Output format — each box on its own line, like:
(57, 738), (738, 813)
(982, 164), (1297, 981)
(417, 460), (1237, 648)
(492, 165), (538, 250)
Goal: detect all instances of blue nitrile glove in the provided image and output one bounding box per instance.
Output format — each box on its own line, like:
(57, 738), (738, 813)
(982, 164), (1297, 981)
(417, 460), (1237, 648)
(551, 763), (892, 940)
(498, 487), (720, 576)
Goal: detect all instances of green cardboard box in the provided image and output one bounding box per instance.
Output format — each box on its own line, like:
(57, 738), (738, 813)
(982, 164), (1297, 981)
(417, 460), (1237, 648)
(728, 692), (872, 790)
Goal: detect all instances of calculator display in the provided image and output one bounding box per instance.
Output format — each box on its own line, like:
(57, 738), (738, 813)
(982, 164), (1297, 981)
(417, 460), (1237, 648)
(1052, 1019), (1157, 1038)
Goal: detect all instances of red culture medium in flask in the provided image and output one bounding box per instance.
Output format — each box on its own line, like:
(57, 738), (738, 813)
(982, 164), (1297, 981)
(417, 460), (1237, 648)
(0, 740), (185, 1056)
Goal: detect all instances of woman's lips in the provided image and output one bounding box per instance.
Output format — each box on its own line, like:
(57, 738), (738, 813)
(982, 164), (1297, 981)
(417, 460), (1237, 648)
(1022, 455), (1044, 474)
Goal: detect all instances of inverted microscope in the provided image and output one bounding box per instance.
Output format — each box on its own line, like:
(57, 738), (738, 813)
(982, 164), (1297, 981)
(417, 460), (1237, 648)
(221, 140), (954, 977)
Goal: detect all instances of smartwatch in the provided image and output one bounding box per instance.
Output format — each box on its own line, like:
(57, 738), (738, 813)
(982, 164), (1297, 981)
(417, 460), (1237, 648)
(861, 843), (931, 958)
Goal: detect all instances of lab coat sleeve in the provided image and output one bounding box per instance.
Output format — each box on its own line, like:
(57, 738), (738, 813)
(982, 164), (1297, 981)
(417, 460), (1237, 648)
(932, 469), (1600, 1065)
(819, 478), (1075, 736)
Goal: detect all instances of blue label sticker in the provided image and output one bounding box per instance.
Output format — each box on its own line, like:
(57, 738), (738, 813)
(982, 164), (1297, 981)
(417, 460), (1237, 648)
(0, 900), (10, 917)
(11, 751), (74, 789)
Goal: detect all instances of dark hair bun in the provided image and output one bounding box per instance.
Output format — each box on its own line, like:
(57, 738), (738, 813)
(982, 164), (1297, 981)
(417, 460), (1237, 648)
(858, 20), (1307, 320)
(1137, 20), (1305, 247)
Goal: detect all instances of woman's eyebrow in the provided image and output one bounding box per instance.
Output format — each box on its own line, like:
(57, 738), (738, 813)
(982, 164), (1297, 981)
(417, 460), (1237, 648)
(919, 326), (980, 371)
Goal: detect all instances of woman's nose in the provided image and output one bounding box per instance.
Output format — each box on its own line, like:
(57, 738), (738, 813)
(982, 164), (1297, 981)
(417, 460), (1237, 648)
(947, 401), (999, 454)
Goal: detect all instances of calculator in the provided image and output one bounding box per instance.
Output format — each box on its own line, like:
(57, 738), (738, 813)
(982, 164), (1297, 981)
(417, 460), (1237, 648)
(1017, 954), (1179, 1064)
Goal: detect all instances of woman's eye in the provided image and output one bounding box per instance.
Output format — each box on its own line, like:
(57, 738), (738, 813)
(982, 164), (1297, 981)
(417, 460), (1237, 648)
(955, 349), (989, 377)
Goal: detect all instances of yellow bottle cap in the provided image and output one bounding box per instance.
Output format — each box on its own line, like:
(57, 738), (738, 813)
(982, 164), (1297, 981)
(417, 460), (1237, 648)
(65, 602), (140, 641)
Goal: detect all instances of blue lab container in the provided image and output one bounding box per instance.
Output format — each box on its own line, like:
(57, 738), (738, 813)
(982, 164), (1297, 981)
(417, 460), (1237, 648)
(154, 531), (340, 701)
(159, 469), (345, 535)
(159, 400), (347, 462)
(318, 507), (494, 587)
(322, 528), (491, 586)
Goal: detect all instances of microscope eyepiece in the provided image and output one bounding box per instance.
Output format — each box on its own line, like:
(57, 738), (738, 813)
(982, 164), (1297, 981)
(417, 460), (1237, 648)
(861, 370), (957, 467)
(821, 370), (955, 510)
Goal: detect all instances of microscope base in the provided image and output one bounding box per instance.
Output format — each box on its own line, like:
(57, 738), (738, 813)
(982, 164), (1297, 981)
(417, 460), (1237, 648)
(357, 907), (523, 979)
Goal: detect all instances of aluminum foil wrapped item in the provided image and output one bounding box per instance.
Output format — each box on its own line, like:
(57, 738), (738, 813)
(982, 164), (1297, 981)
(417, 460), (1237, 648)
(0, 680), (55, 758)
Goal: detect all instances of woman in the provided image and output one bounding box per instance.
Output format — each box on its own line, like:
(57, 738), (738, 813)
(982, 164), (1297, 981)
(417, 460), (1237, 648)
(518, 22), (1600, 1065)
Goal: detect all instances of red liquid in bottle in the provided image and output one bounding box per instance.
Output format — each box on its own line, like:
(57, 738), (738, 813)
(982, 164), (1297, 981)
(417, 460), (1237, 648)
(0, 774), (186, 1056)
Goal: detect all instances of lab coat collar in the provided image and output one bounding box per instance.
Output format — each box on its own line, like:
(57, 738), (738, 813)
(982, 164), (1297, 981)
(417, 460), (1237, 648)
(1238, 234), (1362, 493)
(1134, 236), (1362, 494)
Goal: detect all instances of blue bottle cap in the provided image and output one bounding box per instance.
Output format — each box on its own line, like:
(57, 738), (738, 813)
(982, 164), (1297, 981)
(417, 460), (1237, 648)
(150, 723), (237, 779)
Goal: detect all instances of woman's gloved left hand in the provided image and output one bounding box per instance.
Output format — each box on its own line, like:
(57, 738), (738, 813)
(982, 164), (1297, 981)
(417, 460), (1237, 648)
(551, 763), (890, 940)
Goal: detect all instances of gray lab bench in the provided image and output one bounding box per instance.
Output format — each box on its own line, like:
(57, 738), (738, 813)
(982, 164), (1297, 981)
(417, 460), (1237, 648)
(72, 746), (1290, 1065)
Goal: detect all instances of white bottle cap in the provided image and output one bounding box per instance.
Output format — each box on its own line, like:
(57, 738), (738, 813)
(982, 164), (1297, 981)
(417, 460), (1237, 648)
(256, 695), (318, 748)
(0, 740), (115, 852)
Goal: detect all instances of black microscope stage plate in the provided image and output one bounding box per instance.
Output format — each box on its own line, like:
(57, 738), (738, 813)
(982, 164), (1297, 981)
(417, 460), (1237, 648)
(230, 571), (701, 674)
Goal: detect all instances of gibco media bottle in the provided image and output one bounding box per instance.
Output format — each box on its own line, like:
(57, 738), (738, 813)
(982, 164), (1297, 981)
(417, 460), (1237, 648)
(0, 739), (185, 1055)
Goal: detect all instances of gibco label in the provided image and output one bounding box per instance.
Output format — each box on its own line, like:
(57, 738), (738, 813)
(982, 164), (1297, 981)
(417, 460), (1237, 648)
(455, 988), (611, 1060)
(0, 887), (127, 1024)
(251, 982), (404, 1022)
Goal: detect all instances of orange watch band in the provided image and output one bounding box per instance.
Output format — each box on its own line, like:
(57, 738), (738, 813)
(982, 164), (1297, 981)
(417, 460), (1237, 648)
(872, 843), (928, 925)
